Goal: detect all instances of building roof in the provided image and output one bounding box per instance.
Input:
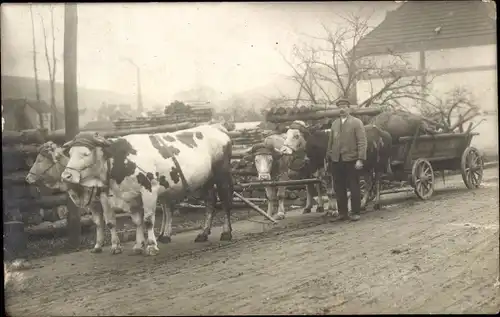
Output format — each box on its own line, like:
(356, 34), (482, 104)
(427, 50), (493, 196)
(355, 0), (496, 55)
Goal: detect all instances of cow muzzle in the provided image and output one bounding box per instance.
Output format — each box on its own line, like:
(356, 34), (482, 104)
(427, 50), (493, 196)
(25, 173), (38, 184)
(61, 169), (81, 184)
(258, 173), (272, 181)
(280, 145), (293, 155)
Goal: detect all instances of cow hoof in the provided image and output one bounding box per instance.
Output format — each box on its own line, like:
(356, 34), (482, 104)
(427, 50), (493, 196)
(158, 235), (172, 244)
(274, 212), (285, 221)
(302, 208), (312, 214)
(146, 245), (160, 256)
(220, 232), (232, 241)
(110, 246), (123, 255)
(326, 211), (339, 217)
(374, 203), (381, 210)
(316, 206), (325, 213)
(194, 233), (209, 243)
(90, 247), (102, 254)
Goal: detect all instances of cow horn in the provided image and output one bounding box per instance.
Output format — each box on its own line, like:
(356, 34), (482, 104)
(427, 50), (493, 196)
(92, 133), (112, 147)
(62, 140), (74, 149)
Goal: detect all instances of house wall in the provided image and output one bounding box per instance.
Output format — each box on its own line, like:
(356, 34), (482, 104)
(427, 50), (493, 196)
(23, 107), (40, 129)
(356, 44), (497, 157)
(424, 45), (496, 70)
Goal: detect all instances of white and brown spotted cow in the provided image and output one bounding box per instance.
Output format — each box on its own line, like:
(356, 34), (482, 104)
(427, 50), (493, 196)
(249, 132), (334, 220)
(60, 124), (234, 256)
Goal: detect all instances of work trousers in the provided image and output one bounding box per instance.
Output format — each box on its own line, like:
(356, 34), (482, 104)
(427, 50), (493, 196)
(331, 158), (361, 216)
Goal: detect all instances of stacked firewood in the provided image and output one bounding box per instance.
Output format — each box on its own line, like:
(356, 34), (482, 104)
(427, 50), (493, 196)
(113, 104), (214, 130)
(264, 105), (384, 123)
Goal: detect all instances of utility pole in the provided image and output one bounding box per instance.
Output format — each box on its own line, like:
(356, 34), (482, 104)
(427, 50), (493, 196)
(63, 3), (81, 249)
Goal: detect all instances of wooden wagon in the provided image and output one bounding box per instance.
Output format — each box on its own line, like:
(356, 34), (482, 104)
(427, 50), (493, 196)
(360, 128), (484, 209)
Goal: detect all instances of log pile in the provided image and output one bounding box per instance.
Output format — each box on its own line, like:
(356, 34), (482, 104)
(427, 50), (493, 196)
(113, 105), (214, 130)
(265, 105), (384, 123)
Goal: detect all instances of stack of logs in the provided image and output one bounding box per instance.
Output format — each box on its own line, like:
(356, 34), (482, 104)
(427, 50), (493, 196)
(113, 105), (214, 130)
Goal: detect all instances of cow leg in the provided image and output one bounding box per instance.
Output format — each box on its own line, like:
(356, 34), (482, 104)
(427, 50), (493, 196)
(195, 183), (217, 243)
(325, 173), (338, 216)
(374, 171), (382, 211)
(130, 209), (146, 255)
(216, 176), (233, 241)
(142, 187), (161, 256)
(100, 194), (122, 255)
(157, 204), (174, 244)
(265, 186), (277, 218)
(303, 184), (314, 214)
(275, 186), (286, 220)
(89, 205), (104, 253)
(315, 183), (325, 213)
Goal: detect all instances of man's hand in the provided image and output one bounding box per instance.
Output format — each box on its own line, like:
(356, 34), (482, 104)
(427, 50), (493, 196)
(355, 159), (363, 170)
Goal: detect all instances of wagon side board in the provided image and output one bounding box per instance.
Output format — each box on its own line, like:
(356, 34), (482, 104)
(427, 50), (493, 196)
(391, 132), (479, 172)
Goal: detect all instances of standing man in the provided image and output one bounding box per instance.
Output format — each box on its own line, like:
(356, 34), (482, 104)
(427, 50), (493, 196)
(326, 98), (367, 221)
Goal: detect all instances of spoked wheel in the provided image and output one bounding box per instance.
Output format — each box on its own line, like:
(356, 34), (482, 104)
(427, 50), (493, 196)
(360, 172), (376, 210)
(411, 158), (435, 200)
(461, 146), (484, 189)
(154, 204), (168, 239)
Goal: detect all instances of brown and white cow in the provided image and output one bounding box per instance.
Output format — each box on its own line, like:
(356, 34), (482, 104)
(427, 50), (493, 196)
(249, 132), (335, 220)
(60, 124), (234, 256)
(281, 120), (393, 211)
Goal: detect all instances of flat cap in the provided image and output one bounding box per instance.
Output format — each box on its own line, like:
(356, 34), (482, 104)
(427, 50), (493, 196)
(335, 98), (350, 106)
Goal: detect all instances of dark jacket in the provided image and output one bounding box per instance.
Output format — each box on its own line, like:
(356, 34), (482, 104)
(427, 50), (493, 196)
(326, 115), (367, 162)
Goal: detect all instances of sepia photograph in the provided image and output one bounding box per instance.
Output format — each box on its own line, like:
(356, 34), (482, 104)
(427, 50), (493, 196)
(2, 1), (498, 315)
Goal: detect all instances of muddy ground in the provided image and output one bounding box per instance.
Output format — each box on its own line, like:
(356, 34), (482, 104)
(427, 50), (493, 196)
(5, 168), (499, 315)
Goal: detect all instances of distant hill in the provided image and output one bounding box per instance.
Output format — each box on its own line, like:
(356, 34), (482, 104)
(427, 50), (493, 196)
(1, 75), (157, 112)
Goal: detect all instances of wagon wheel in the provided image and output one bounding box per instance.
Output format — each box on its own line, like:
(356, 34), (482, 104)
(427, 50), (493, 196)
(360, 172), (376, 209)
(154, 204), (168, 240)
(461, 146), (484, 189)
(411, 158), (434, 200)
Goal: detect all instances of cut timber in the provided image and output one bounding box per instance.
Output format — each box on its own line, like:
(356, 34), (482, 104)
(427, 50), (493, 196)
(9, 193), (67, 209)
(47, 121), (196, 144)
(25, 215), (94, 237)
(265, 107), (383, 123)
(3, 171), (33, 185)
(2, 129), (49, 145)
(2, 144), (41, 156)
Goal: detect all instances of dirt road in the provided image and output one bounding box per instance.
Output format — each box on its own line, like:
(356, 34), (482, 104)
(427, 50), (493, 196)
(5, 169), (499, 315)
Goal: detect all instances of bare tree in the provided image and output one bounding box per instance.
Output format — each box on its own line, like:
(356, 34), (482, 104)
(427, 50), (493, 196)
(419, 87), (481, 132)
(29, 5), (43, 128)
(39, 6), (58, 130)
(29, 5), (41, 103)
(278, 11), (432, 109)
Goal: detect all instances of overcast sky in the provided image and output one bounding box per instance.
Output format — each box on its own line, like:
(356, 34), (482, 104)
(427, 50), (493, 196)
(1, 2), (397, 102)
